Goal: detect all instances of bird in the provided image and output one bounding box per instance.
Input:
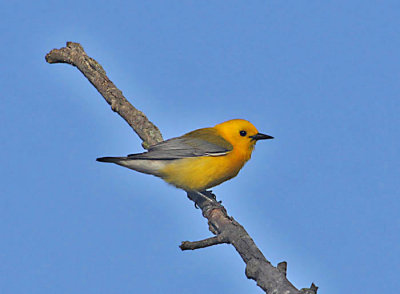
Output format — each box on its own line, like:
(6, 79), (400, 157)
(97, 119), (273, 198)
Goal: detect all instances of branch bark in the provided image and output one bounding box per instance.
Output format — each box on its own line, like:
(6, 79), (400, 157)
(45, 42), (162, 148)
(46, 42), (317, 294)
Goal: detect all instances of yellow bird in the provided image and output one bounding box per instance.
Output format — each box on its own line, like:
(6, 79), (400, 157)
(97, 119), (273, 195)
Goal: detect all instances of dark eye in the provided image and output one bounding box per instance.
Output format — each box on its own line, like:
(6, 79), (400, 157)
(239, 130), (247, 137)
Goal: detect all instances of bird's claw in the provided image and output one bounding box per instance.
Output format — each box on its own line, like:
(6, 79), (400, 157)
(188, 190), (221, 208)
(202, 190), (218, 201)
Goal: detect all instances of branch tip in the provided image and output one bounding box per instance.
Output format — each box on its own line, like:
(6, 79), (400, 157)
(180, 234), (229, 251)
(277, 261), (287, 276)
(300, 283), (318, 294)
(45, 41), (163, 146)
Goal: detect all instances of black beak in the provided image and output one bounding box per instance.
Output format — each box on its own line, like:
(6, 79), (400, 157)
(250, 133), (274, 141)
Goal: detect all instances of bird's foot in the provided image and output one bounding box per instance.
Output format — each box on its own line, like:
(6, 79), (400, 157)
(189, 190), (222, 209)
(201, 190), (221, 203)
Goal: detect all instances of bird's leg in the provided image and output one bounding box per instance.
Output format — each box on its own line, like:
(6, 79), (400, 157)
(195, 190), (219, 202)
(200, 190), (218, 201)
(187, 190), (220, 209)
(202, 190), (223, 205)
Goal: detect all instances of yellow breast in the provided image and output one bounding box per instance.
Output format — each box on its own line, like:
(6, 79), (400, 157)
(159, 149), (251, 191)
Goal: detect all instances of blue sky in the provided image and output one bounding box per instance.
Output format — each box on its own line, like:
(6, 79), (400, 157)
(1, 1), (399, 293)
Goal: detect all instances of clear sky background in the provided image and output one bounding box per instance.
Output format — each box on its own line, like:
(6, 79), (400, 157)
(1, 1), (399, 293)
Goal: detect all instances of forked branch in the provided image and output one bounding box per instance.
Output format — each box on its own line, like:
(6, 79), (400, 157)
(46, 42), (317, 294)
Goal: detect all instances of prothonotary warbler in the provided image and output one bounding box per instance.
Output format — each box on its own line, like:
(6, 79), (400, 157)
(97, 119), (273, 196)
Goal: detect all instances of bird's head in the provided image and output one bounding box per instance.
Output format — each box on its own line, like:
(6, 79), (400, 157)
(214, 119), (273, 153)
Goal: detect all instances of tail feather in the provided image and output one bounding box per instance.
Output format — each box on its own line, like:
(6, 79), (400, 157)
(96, 156), (167, 177)
(96, 156), (127, 163)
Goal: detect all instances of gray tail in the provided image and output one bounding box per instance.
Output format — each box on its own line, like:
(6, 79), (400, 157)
(96, 156), (165, 176)
(96, 156), (127, 163)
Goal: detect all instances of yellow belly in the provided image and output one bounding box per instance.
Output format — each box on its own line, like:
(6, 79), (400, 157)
(159, 151), (249, 191)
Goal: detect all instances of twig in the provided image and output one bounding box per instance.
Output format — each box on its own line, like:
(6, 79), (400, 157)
(46, 42), (317, 294)
(180, 235), (229, 250)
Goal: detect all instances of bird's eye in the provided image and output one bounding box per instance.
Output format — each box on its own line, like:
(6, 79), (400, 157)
(239, 130), (247, 137)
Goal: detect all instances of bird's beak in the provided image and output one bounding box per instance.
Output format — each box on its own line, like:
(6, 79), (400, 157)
(250, 133), (274, 141)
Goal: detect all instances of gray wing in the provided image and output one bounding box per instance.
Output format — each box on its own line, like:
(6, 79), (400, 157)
(127, 130), (232, 160)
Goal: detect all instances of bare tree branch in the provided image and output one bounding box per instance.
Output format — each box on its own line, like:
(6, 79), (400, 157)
(45, 42), (163, 148)
(46, 42), (317, 294)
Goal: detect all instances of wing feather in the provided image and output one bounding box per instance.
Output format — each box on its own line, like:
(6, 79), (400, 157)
(128, 128), (232, 160)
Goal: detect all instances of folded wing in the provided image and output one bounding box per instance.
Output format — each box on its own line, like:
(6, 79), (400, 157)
(128, 127), (233, 160)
